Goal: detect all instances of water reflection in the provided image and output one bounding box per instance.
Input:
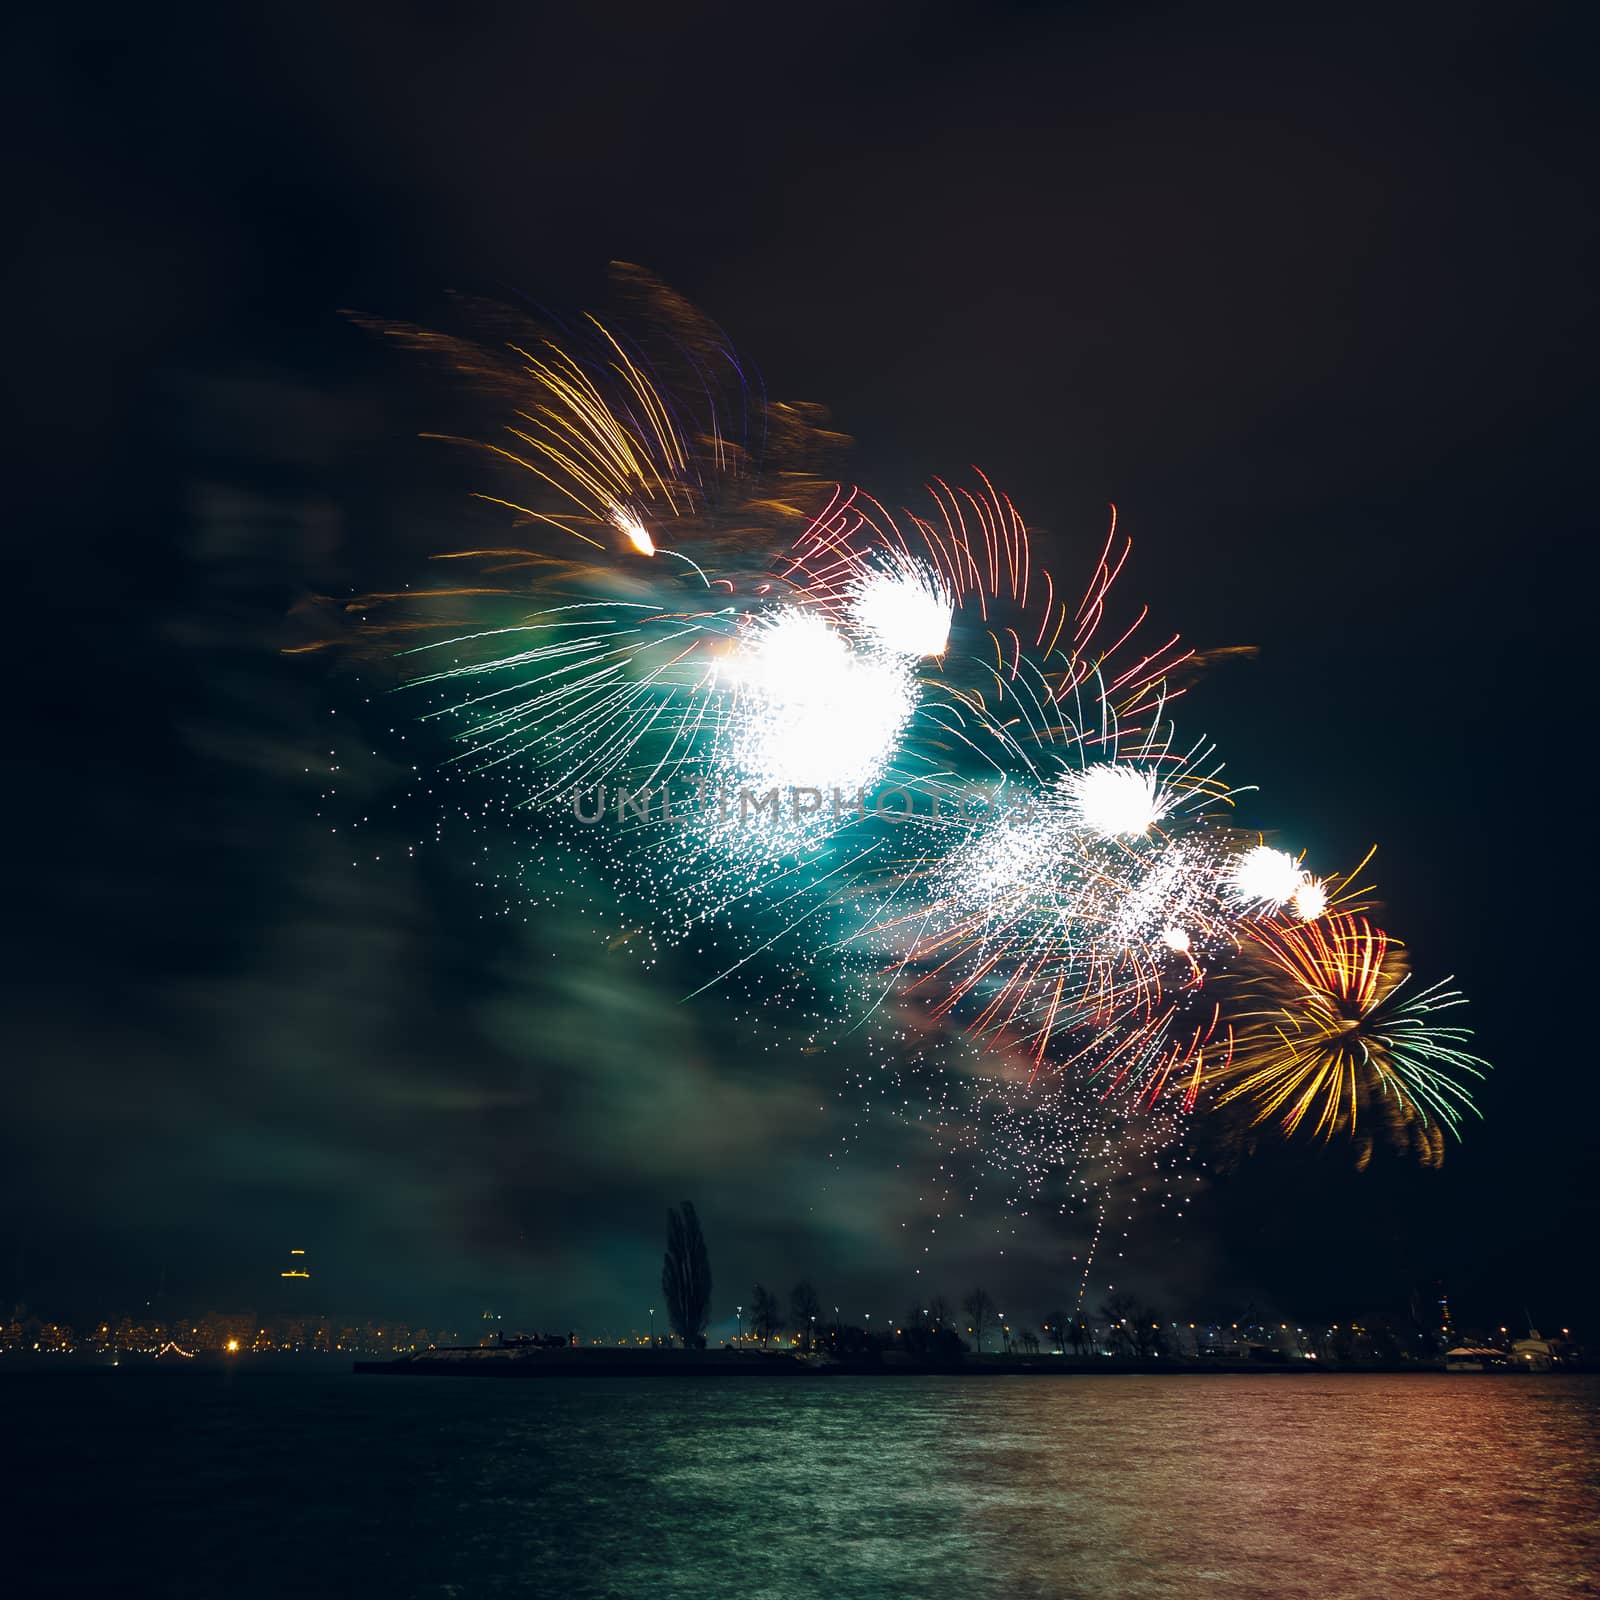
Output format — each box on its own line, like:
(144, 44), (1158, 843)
(12, 1373), (1600, 1597)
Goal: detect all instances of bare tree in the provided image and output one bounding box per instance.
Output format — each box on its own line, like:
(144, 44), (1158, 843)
(1043, 1310), (1069, 1354)
(1132, 1309), (1167, 1359)
(1097, 1293), (1165, 1358)
(1019, 1328), (1041, 1355)
(750, 1283), (780, 1348)
(789, 1281), (821, 1351)
(1068, 1313), (1093, 1356)
(1101, 1293), (1169, 1357)
(962, 1288), (996, 1353)
(661, 1202), (712, 1348)
(927, 1295), (953, 1332)
(1100, 1294), (1136, 1356)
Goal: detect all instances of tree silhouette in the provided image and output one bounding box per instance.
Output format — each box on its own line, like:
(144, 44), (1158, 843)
(750, 1283), (780, 1348)
(1099, 1293), (1165, 1357)
(1043, 1310), (1069, 1354)
(962, 1288), (996, 1352)
(789, 1281), (821, 1351)
(1101, 1293), (1137, 1355)
(1132, 1309), (1167, 1359)
(1068, 1313), (1093, 1356)
(927, 1294), (952, 1332)
(661, 1202), (712, 1348)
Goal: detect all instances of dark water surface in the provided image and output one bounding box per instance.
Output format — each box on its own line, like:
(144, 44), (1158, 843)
(7, 1371), (1599, 1597)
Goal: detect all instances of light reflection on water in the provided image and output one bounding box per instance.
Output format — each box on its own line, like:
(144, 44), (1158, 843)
(10, 1372), (1600, 1597)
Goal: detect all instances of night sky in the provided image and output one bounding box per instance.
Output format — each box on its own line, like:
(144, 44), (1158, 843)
(9, 3), (1595, 1336)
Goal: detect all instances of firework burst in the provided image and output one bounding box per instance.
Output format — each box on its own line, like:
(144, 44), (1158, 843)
(1210, 913), (1487, 1165)
(316, 268), (1492, 1323)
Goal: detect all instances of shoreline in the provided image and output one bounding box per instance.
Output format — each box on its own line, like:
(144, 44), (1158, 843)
(349, 1349), (1557, 1379)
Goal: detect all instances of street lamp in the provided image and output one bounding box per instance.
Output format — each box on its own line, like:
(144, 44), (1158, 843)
(736, 1305), (743, 1343)
(649, 1307), (655, 1347)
